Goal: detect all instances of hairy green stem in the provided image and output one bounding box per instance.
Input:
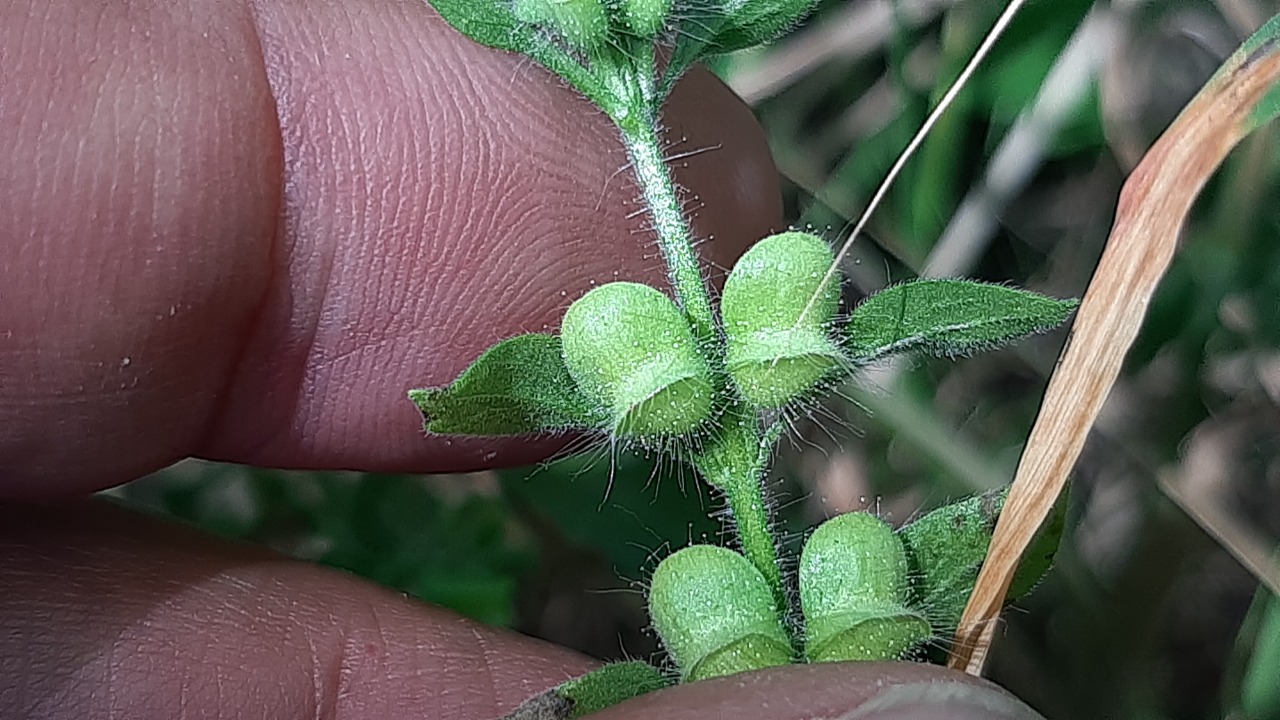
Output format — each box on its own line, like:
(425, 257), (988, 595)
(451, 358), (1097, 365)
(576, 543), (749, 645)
(613, 62), (784, 618)
(618, 116), (716, 344)
(692, 414), (785, 615)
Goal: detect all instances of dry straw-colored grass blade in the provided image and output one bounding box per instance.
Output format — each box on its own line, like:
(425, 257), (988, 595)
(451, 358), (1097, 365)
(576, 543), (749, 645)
(949, 15), (1280, 675)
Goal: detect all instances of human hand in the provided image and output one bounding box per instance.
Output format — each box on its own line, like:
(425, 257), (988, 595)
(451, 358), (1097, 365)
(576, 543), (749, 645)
(0, 2), (1043, 718)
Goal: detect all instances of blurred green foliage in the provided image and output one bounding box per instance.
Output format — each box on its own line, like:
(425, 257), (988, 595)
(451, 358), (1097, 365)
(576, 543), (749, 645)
(112, 1), (1280, 718)
(113, 465), (532, 627)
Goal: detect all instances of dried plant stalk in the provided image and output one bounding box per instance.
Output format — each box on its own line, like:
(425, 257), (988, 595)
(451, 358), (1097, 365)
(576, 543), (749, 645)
(950, 25), (1280, 675)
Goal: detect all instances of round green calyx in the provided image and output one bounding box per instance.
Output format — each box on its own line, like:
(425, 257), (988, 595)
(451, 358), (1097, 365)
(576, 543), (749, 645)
(514, 0), (610, 50)
(722, 232), (843, 409)
(649, 545), (791, 681)
(561, 282), (714, 439)
(616, 0), (672, 38)
(799, 512), (930, 663)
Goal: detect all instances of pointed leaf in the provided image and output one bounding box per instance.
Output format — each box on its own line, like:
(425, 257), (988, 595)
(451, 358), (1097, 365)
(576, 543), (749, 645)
(705, 0), (820, 55)
(409, 334), (604, 436)
(427, 0), (621, 116)
(503, 661), (671, 720)
(898, 486), (1065, 632)
(429, 0), (529, 53)
(658, 0), (818, 94)
(845, 279), (1078, 364)
(658, 11), (732, 97)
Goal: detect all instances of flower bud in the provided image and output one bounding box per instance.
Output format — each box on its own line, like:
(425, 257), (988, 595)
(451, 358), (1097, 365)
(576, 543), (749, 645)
(799, 512), (930, 663)
(649, 545), (791, 681)
(722, 232), (842, 408)
(514, 0), (611, 50)
(561, 282), (714, 438)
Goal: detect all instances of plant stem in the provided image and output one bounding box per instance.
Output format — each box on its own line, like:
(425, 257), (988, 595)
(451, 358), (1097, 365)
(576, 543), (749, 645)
(617, 114), (717, 344)
(613, 62), (786, 617)
(692, 414), (785, 616)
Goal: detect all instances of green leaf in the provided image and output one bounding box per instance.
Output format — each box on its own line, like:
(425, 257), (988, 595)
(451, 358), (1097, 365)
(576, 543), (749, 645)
(845, 279), (1078, 364)
(408, 334), (604, 436)
(560, 661), (670, 716)
(705, 0), (820, 55)
(504, 661), (671, 719)
(429, 0), (528, 52)
(1239, 589), (1280, 719)
(427, 0), (622, 116)
(658, 0), (819, 94)
(658, 11), (732, 96)
(513, 0), (610, 51)
(898, 485), (1066, 632)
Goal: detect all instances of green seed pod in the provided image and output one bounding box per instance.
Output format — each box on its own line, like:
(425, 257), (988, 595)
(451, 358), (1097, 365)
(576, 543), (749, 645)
(561, 282), (713, 438)
(722, 232), (843, 408)
(649, 545), (791, 682)
(616, 0), (672, 38)
(514, 0), (611, 50)
(799, 512), (931, 663)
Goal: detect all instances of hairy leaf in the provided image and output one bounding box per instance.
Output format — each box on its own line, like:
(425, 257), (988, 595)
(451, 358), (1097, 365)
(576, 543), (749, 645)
(503, 661), (671, 720)
(409, 334), (604, 436)
(706, 0), (820, 55)
(428, 0), (621, 116)
(845, 279), (1078, 363)
(898, 486), (1066, 632)
(659, 10), (732, 96)
(429, 0), (528, 52)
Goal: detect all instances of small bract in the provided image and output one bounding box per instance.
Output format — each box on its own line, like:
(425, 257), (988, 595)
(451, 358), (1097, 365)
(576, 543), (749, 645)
(723, 232), (843, 408)
(649, 545), (791, 681)
(514, 0), (611, 50)
(560, 281), (714, 438)
(799, 512), (930, 662)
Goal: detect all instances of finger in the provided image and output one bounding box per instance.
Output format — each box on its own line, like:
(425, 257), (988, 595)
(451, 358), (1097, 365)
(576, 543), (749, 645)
(0, 501), (1043, 720)
(0, 0), (782, 496)
(597, 663), (1045, 720)
(1, 500), (595, 720)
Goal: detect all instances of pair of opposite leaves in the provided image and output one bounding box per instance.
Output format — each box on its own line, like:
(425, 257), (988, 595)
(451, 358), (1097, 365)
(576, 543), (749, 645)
(410, 231), (1078, 444)
(429, 0), (823, 118)
(509, 0), (816, 51)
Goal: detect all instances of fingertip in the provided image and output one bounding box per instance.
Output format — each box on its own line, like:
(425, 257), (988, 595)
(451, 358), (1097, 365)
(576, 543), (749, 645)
(0, 0), (281, 495)
(0, 500), (597, 719)
(589, 663), (1043, 720)
(2, 0), (781, 494)
(197, 9), (781, 475)
(666, 68), (783, 278)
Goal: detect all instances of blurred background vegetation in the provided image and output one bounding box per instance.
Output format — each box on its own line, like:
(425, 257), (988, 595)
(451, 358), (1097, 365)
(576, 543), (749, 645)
(108, 0), (1280, 717)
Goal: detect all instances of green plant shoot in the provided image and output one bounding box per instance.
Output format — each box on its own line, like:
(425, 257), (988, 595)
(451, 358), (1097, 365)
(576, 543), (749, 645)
(410, 0), (1079, 712)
